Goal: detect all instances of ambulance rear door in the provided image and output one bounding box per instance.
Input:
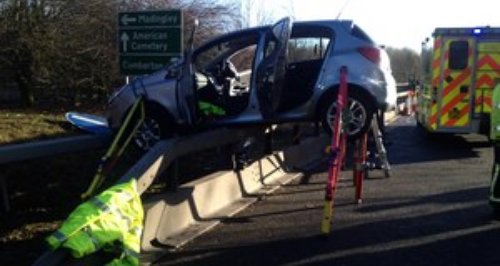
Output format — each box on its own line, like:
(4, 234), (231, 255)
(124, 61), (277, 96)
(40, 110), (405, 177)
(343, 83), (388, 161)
(435, 36), (476, 132)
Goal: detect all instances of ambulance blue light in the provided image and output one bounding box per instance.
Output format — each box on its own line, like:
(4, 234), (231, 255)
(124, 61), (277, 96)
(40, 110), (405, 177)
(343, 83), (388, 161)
(473, 28), (482, 35)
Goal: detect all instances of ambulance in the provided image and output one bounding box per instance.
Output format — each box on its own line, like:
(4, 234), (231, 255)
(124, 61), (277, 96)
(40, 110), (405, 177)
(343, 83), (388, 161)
(417, 27), (500, 135)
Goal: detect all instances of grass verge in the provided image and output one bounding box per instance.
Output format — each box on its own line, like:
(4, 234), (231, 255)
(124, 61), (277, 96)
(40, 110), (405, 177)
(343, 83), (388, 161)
(0, 110), (75, 145)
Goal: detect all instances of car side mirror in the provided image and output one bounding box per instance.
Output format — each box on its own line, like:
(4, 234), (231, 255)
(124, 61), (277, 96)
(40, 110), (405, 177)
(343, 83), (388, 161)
(166, 67), (180, 79)
(165, 57), (182, 79)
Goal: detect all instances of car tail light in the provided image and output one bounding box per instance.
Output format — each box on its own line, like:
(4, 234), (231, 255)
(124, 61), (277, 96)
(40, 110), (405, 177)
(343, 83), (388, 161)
(357, 46), (381, 65)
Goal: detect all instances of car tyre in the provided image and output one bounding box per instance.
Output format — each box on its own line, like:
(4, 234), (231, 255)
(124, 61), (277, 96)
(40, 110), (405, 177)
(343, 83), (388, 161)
(321, 88), (375, 139)
(128, 103), (174, 151)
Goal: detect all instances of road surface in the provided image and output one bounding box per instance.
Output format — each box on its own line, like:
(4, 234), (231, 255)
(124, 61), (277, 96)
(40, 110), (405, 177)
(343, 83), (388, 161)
(154, 115), (500, 266)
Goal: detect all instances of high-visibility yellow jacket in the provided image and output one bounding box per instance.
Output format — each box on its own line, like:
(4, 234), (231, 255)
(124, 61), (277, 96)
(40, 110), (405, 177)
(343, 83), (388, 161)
(46, 179), (143, 266)
(491, 83), (500, 141)
(490, 83), (500, 204)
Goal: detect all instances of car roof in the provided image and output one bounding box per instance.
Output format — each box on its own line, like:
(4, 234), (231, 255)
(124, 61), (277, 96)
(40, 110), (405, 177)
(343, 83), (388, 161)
(195, 19), (356, 52)
(294, 19), (353, 28)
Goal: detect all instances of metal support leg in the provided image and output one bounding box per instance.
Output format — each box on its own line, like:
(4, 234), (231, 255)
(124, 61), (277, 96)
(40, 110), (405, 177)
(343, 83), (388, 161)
(377, 110), (386, 136)
(353, 133), (367, 204)
(1, 174), (10, 213)
(371, 116), (391, 177)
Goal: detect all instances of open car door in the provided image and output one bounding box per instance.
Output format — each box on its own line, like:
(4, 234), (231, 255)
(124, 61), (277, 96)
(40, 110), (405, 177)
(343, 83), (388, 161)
(176, 54), (197, 125)
(176, 21), (199, 125)
(255, 17), (292, 119)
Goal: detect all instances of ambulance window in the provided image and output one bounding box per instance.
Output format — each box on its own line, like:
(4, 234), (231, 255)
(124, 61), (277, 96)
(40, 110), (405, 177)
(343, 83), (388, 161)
(421, 47), (432, 81)
(448, 41), (469, 70)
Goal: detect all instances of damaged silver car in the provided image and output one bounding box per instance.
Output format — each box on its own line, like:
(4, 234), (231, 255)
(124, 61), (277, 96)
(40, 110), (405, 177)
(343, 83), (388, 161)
(106, 18), (397, 150)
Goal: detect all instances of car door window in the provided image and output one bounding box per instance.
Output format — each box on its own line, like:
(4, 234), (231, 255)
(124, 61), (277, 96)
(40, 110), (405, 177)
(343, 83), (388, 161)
(288, 37), (330, 63)
(254, 18), (292, 118)
(192, 32), (260, 117)
(194, 34), (259, 76)
(228, 45), (257, 72)
(194, 44), (229, 71)
(278, 25), (333, 111)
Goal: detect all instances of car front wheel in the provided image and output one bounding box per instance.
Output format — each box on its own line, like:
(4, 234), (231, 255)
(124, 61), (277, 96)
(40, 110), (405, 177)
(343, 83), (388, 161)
(127, 103), (174, 151)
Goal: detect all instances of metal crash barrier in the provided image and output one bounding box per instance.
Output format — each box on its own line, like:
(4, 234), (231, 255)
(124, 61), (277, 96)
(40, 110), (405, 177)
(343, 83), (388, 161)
(32, 124), (278, 265)
(0, 134), (111, 212)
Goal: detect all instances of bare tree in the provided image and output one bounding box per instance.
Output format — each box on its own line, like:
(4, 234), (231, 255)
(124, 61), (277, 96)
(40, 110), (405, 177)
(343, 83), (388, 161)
(0, 0), (240, 107)
(0, 0), (121, 106)
(385, 47), (421, 83)
(239, 0), (295, 28)
(0, 0), (42, 106)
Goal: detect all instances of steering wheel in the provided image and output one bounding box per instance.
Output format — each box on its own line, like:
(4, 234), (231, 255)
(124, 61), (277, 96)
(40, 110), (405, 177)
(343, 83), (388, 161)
(221, 60), (238, 79)
(213, 60), (238, 85)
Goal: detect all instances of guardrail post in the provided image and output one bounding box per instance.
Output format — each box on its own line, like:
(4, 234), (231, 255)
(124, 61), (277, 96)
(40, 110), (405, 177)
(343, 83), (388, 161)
(166, 160), (179, 192)
(264, 126), (273, 155)
(0, 173), (10, 213)
(314, 121), (320, 136)
(292, 125), (301, 145)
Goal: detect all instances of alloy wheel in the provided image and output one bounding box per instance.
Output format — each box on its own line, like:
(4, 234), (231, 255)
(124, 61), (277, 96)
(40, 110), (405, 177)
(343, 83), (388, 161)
(133, 117), (162, 151)
(326, 98), (368, 136)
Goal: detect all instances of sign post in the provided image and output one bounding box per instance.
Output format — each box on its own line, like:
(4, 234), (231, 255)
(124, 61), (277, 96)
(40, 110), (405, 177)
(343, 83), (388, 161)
(118, 10), (183, 76)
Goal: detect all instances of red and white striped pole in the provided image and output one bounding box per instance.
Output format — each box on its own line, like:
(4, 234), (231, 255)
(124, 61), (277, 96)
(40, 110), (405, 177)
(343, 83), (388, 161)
(321, 66), (348, 235)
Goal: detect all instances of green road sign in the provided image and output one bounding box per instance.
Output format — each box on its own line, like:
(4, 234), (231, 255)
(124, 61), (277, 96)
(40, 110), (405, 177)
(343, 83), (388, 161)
(120, 55), (176, 76)
(119, 28), (182, 54)
(118, 10), (181, 27)
(119, 10), (182, 75)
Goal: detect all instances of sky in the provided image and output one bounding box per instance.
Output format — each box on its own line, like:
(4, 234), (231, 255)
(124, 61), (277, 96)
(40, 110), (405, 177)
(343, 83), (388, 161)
(247, 0), (500, 52)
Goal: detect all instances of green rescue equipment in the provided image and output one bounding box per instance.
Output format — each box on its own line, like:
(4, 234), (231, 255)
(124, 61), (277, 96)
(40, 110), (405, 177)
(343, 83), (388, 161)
(490, 83), (500, 209)
(198, 101), (226, 116)
(46, 179), (143, 265)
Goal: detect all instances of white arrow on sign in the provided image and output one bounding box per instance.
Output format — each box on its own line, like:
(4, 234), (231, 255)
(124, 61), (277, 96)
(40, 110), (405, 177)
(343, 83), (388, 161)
(121, 32), (129, 52)
(121, 14), (136, 26)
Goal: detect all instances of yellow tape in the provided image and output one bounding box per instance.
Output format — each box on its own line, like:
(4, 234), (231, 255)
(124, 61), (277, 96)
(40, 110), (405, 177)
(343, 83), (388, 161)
(321, 200), (333, 234)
